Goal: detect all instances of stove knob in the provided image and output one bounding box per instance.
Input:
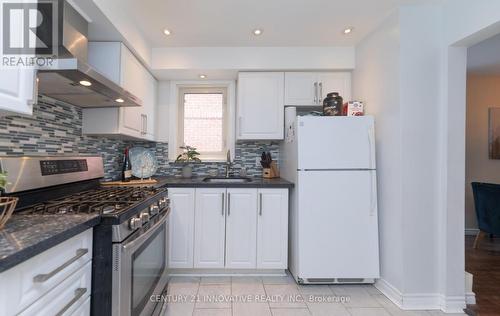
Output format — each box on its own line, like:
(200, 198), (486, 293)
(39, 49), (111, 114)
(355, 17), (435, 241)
(129, 217), (142, 230)
(140, 211), (150, 223)
(149, 204), (159, 215)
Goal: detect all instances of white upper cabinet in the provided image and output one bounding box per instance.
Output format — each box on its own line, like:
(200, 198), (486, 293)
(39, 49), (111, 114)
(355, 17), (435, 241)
(225, 188), (258, 269)
(194, 188), (226, 268)
(83, 42), (157, 140)
(0, 69), (36, 116)
(283, 72), (317, 106)
(237, 72), (284, 140)
(284, 72), (351, 106)
(257, 189), (289, 269)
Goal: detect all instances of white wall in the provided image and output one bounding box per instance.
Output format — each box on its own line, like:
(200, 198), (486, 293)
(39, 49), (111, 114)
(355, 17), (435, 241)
(353, 11), (404, 293)
(151, 47), (355, 71)
(354, 3), (462, 311)
(465, 75), (500, 229)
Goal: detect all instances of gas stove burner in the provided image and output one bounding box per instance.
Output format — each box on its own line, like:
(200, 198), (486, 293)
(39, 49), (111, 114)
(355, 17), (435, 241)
(19, 186), (167, 217)
(57, 205), (74, 214)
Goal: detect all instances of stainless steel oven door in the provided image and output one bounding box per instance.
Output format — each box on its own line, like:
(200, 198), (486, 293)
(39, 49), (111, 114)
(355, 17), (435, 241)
(112, 211), (170, 316)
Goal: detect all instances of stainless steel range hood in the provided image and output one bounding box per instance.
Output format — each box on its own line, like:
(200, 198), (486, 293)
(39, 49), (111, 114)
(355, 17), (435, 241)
(37, 0), (142, 108)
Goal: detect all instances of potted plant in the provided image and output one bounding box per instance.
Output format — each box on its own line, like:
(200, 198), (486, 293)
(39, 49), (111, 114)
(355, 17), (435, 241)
(175, 146), (201, 178)
(0, 171), (18, 229)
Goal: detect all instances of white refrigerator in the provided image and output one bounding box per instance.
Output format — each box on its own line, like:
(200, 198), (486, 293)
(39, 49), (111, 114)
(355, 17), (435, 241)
(280, 107), (380, 284)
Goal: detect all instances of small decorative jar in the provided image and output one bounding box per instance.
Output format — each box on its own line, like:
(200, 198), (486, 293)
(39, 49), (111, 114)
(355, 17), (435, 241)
(323, 92), (344, 116)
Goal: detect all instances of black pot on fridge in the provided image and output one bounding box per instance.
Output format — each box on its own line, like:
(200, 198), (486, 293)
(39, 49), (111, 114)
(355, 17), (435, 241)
(323, 92), (343, 116)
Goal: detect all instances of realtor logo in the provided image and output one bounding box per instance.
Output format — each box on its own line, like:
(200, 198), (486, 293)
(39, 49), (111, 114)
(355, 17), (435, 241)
(2, 0), (58, 56)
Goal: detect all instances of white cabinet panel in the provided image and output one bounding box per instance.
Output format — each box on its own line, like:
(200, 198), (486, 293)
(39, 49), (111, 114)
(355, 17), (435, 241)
(257, 189), (289, 269)
(120, 46), (144, 136)
(318, 72), (352, 103)
(84, 42), (157, 140)
(168, 188), (195, 268)
(0, 68), (36, 115)
(284, 72), (351, 106)
(225, 188), (258, 269)
(194, 188), (226, 268)
(0, 229), (92, 316)
(18, 261), (91, 316)
(284, 72), (317, 106)
(237, 72), (284, 140)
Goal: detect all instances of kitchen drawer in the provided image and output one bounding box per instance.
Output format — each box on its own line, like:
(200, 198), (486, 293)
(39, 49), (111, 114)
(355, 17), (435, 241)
(18, 261), (92, 316)
(0, 229), (92, 316)
(70, 296), (90, 316)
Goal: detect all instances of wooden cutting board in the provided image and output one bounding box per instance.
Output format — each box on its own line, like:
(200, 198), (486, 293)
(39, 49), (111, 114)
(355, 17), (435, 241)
(101, 179), (158, 186)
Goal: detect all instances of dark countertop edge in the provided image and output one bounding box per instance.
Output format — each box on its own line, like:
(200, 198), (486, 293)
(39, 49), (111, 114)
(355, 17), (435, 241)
(0, 216), (100, 273)
(162, 182), (294, 188)
(152, 177), (294, 189)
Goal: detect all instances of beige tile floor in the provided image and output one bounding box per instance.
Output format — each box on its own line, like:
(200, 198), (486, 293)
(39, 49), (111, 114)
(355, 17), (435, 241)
(163, 273), (465, 316)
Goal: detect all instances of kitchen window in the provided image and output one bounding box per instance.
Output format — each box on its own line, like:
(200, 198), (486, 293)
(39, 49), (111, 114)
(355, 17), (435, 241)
(177, 87), (228, 160)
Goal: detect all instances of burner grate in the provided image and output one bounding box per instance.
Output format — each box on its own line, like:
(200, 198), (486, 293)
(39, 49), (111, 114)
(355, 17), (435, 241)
(20, 186), (163, 215)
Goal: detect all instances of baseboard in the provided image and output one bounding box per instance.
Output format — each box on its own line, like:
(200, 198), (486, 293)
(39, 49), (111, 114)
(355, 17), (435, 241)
(465, 292), (476, 305)
(375, 279), (466, 313)
(440, 295), (467, 313)
(374, 279), (403, 308)
(465, 228), (479, 236)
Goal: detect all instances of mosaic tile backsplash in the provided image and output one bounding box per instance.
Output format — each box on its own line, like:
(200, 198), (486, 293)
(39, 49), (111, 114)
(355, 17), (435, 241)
(0, 97), (279, 180)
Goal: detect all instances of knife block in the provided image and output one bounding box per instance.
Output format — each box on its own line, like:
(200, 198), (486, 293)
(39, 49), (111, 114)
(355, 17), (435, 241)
(262, 161), (279, 179)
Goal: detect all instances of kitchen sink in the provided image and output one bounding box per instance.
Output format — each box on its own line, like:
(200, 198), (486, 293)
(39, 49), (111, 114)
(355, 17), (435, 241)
(202, 177), (252, 183)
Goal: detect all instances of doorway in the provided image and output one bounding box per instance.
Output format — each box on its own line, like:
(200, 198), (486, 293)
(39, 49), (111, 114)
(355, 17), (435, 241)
(463, 33), (500, 315)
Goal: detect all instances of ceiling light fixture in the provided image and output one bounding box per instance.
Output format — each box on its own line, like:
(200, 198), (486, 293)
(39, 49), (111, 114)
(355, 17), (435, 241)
(199, 74), (207, 79)
(115, 98), (124, 103)
(343, 27), (353, 35)
(253, 29), (263, 36)
(79, 80), (92, 86)
(163, 29), (171, 36)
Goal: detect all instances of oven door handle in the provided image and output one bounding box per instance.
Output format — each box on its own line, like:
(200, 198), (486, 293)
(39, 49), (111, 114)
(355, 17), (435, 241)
(123, 209), (170, 251)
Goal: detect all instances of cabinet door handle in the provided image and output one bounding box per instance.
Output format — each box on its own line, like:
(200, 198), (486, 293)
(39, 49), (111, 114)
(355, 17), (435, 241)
(313, 82), (318, 103)
(319, 82), (323, 104)
(33, 248), (89, 283)
(227, 193), (231, 216)
(259, 193), (263, 216)
(55, 288), (87, 316)
(221, 192), (225, 216)
(145, 114), (148, 135)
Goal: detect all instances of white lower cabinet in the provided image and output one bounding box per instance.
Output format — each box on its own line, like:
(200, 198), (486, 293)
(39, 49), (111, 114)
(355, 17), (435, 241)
(168, 187), (289, 270)
(168, 188), (196, 268)
(194, 188), (226, 268)
(0, 229), (93, 316)
(225, 188), (258, 269)
(257, 189), (289, 269)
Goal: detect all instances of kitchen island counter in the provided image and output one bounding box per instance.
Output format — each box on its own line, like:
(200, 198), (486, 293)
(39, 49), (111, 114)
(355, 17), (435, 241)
(0, 213), (100, 273)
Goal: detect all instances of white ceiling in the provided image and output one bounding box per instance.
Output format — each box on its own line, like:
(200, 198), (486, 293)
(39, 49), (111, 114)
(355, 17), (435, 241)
(120, 0), (434, 47)
(468, 32), (500, 75)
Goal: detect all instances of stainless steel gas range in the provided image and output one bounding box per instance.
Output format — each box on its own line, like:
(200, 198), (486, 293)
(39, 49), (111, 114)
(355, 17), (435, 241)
(0, 156), (170, 316)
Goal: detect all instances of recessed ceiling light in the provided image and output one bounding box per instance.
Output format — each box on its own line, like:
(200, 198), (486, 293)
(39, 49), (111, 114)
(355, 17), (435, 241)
(253, 29), (263, 36)
(79, 80), (92, 86)
(163, 29), (171, 36)
(115, 98), (124, 103)
(199, 74), (207, 79)
(343, 27), (354, 35)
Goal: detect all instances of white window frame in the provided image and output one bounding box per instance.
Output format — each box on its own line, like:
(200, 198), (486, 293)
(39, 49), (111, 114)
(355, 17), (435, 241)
(168, 80), (236, 162)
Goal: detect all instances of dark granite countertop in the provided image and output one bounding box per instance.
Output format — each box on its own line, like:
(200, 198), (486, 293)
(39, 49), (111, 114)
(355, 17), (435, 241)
(0, 214), (100, 273)
(152, 176), (294, 188)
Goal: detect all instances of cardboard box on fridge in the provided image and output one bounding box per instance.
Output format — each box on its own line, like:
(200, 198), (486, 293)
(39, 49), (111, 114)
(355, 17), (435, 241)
(347, 101), (364, 116)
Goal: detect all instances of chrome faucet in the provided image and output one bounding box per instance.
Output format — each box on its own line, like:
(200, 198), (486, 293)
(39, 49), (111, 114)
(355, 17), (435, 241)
(225, 149), (232, 178)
